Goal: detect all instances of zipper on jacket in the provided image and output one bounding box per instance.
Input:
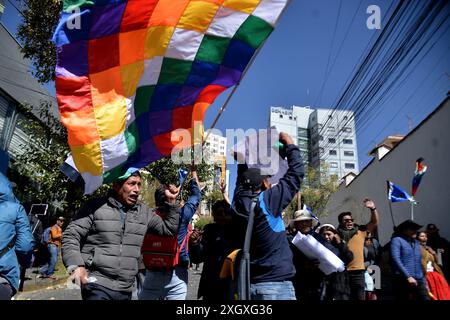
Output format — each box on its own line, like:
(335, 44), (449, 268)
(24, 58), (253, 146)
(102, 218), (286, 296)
(118, 208), (126, 279)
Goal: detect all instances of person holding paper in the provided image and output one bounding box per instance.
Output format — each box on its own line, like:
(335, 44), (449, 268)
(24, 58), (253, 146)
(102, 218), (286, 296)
(289, 207), (351, 301)
(318, 224), (353, 300)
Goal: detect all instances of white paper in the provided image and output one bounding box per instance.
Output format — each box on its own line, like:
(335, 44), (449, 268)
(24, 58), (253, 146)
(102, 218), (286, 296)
(291, 231), (345, 275)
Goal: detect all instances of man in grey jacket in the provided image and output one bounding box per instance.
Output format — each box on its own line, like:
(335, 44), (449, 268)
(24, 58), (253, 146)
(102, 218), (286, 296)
(62, 170), (180, 300)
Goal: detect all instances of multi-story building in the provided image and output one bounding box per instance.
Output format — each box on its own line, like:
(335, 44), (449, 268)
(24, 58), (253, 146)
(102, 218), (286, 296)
(269, 106), (313, 168)
(200, 132), (229, 215)
(309, 109), (359, 178)
(269, 106), (359, 180)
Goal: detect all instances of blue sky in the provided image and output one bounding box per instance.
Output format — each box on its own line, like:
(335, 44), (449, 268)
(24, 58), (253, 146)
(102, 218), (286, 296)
(2, 0), (449, 194)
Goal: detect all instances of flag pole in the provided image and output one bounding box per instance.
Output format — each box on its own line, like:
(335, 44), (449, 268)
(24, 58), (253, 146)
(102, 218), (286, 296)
(203, 0), (293, 145)
(388, 200), (396, 228)
(411, 199), (415, 221)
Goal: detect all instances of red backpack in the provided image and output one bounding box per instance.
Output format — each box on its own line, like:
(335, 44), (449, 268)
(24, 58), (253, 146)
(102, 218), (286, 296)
(141, 211), (191, 270)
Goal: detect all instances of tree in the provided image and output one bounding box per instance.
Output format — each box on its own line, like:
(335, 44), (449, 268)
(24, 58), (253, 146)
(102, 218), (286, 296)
(142, 147), (216, 205)
(17, 0), (61, 84)
(12, 101), (108, 218)
(283, 165), (339, 224)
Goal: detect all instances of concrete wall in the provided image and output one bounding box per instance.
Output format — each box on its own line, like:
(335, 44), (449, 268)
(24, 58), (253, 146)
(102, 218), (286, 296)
(321, 97), (450, 246)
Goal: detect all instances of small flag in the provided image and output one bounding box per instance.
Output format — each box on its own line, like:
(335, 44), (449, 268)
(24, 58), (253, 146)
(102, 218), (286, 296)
(412, 158), (427, 197)
(178, 168), (189, 186)
(387, 181), (414, 203)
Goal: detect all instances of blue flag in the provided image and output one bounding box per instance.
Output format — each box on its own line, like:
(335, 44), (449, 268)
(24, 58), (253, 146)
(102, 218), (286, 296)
(387, 181), (413, 203)
(178, 169), (189, 186)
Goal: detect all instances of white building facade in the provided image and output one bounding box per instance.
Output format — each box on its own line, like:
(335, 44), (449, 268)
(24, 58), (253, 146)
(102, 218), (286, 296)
(270, 106), (359, 179)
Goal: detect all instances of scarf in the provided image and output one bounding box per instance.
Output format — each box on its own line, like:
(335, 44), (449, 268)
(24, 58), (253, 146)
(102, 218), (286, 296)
(338, 226), (359, 243)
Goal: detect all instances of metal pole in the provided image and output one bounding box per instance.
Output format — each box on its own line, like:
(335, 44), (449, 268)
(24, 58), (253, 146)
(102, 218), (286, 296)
(411, 201), (414, 221)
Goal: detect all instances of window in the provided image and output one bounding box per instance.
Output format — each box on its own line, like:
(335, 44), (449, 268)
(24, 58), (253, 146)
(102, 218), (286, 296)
(329, 150), (337, 156)
(343, 139), (353, 144)
(344, 116), (348, 120)
(330, 162), (338, 168)
(342, 127), (352, 133)
(298, 128), (308, 138)
(328, 138), (336, 144)
(279, 114), (283, 118)
(344, 151), (354, 157)
(319, 135), (324, 141)
(327, 126), (335, 132)
(289, 116), (292, 120)
(319, 147), (324, 155)
(345, 163), (355, 169)
(298, 139), (308, 149)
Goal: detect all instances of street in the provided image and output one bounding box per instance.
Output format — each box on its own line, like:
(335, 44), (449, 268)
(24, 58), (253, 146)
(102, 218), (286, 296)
(14, 264), (203, 300)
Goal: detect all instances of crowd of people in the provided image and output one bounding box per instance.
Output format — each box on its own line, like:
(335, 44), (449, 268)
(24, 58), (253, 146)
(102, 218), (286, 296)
(1, 132), (449, 301)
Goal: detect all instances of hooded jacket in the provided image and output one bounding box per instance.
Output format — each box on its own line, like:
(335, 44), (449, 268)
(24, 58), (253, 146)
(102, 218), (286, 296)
(0, 173), (34, 292)
(232, 144), (304, 283)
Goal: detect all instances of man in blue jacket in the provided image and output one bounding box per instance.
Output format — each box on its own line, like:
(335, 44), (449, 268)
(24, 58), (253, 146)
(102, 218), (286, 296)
(0, 172), (34, 299)
(390, 219), (429, 300)
(232, 132), (304, 300)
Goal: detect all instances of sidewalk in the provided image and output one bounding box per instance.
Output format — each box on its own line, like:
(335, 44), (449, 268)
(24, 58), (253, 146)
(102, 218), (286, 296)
(14, 264), (203, 300)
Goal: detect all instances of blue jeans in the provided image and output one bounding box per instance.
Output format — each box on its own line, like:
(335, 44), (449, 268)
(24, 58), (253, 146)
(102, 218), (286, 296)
(250, 281), (296, 300)
(138, 266), (188, 300)
(40, 244), (58, 276)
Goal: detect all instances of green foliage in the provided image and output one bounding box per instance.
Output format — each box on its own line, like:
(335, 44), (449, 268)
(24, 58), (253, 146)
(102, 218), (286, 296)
(193, 215), (213, 230)
(283, 165), (339, 220)
(139, 172), (159, 208)
(140, 147), (215, 205)
(17, 0), (61, 84)
(12, 102), (108, 217)
(145, 148), (215, 186)
(203, 188), (223, 207)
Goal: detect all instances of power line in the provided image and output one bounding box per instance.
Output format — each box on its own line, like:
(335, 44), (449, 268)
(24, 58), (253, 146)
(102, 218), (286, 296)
(315, 1), (449, 168)
(313, 0), (343, 107)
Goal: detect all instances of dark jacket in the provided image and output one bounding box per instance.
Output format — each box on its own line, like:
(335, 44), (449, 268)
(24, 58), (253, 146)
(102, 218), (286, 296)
(323, 238), (353, 300)
(0, 173), (34, 293)
(62, 194), (179, 292)
(232, 144), (304, 283)
(390, 234), (424, 280)
(289, 232), (325, 301)
(189, 222), (235, 300)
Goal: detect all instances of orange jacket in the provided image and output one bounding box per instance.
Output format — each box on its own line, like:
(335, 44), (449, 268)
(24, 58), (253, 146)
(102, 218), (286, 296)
(49, 225), (62, 247)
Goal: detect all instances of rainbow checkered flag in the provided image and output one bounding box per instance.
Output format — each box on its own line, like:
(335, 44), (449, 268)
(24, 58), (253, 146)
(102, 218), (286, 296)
(54, 0), (289, 194)
(412, 158), (427, 197)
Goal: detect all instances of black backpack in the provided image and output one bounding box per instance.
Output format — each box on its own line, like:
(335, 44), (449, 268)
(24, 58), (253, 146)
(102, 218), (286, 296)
(220, 198), (257, 300)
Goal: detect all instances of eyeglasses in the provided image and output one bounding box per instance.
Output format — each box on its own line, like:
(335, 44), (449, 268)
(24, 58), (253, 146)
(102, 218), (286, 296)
(343, 219), (354, 223)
